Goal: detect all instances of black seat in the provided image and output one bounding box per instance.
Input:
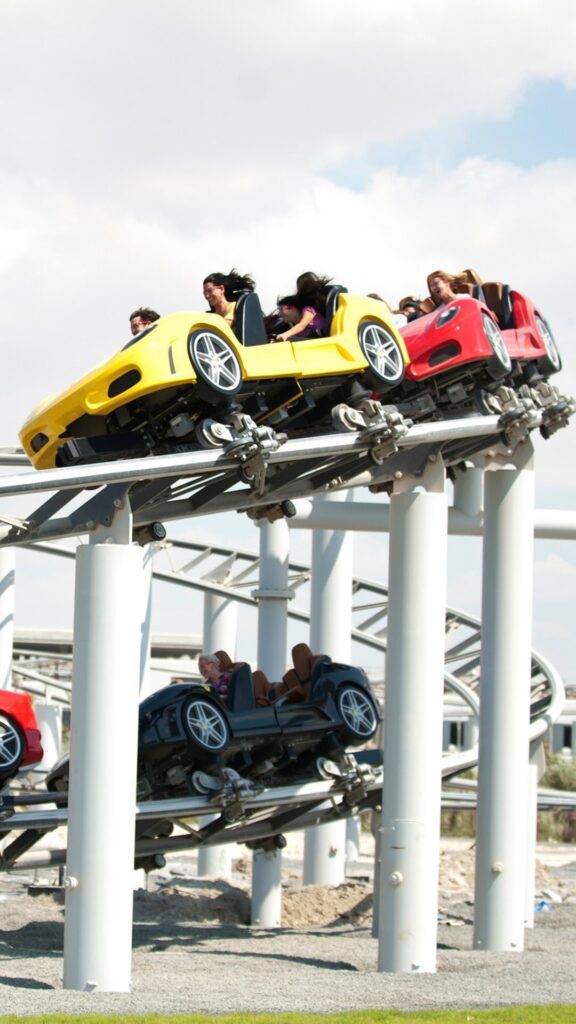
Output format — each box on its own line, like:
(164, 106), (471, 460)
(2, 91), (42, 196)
(500, 285), (515, 330)
(324, 285), (348, 334)
(232, 292), (268, 346)
(227, 662), (256, 712)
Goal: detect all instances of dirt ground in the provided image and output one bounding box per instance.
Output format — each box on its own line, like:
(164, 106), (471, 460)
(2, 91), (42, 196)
(1, 833), (574, 935)
(1, 833), (575, 1014)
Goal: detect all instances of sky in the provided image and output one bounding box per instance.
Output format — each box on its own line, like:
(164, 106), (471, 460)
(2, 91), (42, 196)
(1, 0), (575, 682)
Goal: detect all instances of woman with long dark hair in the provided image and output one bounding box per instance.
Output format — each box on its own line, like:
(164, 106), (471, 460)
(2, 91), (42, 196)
(202, 268), (256, 326)
(273, 271), (332, 342)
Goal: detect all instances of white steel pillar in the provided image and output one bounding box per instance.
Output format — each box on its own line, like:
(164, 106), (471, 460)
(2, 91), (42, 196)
(0, 548), (15, 690)
(378, 460), (448, 973)
(197, 590), (238, 878)
(253, 519), (291, 679)
(303, 490), (354, 887)
(63, 508), (142, 992)
(251, 847), (282, 928)
(524, 762), (539, 929)
(202, 590), (238, 660)
(34, 704), (63, 771)
(452, 462), (483, 517)
(138, 545), (154, 698)
(473, 442), (535, 952)
(250, 519), (293, 927)
(346, 815), (361, 869)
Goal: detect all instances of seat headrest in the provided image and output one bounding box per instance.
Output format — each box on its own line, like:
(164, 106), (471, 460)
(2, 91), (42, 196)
(292, 642), (314, 682)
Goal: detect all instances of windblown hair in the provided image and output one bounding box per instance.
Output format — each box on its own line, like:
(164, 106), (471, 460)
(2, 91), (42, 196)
(293, 271), (333, 314)
(203, 268), (256, 300)
(129, 307), (160, 323)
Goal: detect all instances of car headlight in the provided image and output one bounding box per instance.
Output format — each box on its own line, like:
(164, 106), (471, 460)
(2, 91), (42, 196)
(435, 305), (460, 328)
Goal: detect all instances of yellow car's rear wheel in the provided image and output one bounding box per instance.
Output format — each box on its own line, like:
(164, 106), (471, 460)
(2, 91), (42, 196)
(358, 320), (404, 388)
(188, 329), (243, 395)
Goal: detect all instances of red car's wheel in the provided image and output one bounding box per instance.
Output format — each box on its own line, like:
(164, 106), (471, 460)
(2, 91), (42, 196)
(336, 684), (379, 744)
(535, 315), (562, 375)
(0, 713), (24, 778)
(482, 314), (512, 379)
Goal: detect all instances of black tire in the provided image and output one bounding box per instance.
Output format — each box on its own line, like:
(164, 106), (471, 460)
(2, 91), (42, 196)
(482, 313), (512, 380)
(534, 315), (562, 376)
(188, 329), (242, 395)
(336, 684), (379, 744)
(358, 320), (405, 389)
(0, 713), (24, 778)
(183, 696), (230, 753)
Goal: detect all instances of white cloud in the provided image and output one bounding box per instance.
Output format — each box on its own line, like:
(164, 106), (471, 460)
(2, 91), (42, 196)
(1, 0), (575, 681)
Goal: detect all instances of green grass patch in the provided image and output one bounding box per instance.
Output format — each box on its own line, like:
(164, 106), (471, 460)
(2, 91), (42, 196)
(2, 1008), (576, 1024)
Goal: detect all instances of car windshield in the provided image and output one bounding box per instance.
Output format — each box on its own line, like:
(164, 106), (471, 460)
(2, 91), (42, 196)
(122, 323), (158, 350)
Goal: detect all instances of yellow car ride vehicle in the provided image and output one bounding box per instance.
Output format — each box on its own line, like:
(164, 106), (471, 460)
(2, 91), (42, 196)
(20, 289), (408, 469)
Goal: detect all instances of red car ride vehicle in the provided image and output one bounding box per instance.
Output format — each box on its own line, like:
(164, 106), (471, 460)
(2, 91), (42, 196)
(397, 292), (513, 415)
(479, 278), (562, 383)
(0, 690), (44, 783)
(395, 269), (562, 417)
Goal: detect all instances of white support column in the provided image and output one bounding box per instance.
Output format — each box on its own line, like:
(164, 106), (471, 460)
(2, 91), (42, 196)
(303, 490), (354, 888)
(371, 812), (382, 938)
(346, 815), (361, 869)
(138, 544), (154, 698)
(63, 507), (142, 992)
(452, 462), (483, 517)
(524, 761), (539, 928)
(473, 442), (535, 952)
(34, 704), (63, 772)
(250, 519), (292, 927)
(378, 460), (448, 973)
(253, 519), (292, 679)
(251, 847), (282, 928)
(202, 590), (238, 660)
(197, 589), (239, 878)
(0, 548), (15, 690)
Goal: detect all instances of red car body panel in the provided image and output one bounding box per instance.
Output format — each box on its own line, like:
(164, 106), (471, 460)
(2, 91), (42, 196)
(502, 290), (555, 364)
(0, 690), (44, 767)
(400, 297), (499, 383)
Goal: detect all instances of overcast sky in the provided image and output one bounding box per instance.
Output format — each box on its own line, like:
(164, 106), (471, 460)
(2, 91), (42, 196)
(2, 0), (575, 681)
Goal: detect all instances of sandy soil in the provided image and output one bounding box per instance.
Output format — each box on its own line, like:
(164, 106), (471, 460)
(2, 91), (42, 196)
(1, 833), (575, 1014)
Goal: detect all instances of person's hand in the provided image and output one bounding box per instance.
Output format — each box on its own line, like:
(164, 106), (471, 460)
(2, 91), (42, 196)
(275, 333), (286, 342)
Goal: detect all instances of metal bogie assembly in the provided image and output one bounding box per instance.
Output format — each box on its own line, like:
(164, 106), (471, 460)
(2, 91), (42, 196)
(1, 386), (575, 549)
(0, 755), (385, 869)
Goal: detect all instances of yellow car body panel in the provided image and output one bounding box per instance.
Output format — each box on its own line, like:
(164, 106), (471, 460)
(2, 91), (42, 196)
(20, 296), (408, 469)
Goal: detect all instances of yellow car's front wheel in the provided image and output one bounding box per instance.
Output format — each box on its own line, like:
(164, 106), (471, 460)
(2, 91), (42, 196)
(358, 320), (405, 388)
(188, 329), (243, 395)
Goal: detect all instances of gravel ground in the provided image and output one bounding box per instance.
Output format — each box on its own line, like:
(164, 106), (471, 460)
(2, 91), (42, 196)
(1, 837), (575, 1015)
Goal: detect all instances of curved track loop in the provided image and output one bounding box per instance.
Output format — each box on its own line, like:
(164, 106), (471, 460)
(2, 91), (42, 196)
(12, 538), (563, 777)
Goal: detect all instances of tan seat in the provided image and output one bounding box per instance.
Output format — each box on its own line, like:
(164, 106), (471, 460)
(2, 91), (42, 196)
(397, 294), (436, 317)
(253, 669), (273, 706)
(280, 643), (330, 702)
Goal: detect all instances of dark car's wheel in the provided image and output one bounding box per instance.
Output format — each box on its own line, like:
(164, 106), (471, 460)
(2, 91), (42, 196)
(358, 320), (405, 389)
(482, 314), (512, 380)
(336, 685), (379, 744)
(534, 315), (562, 375)
(183, 697), (230, 753)
(0, 713), (24, 778)
(188, 329), (243, 395)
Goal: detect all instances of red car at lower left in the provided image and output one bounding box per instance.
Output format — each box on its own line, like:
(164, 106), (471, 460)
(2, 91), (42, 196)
(0, 691), (44, 783)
